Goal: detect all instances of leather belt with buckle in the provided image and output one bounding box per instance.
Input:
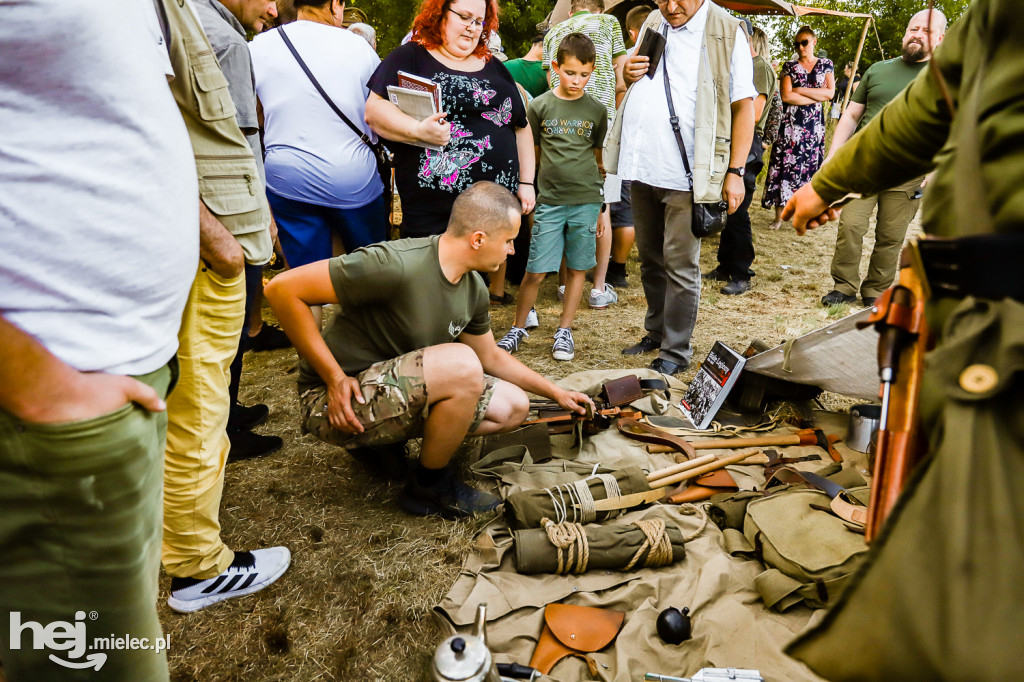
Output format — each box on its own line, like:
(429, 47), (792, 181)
(917, 235), (1024, 301)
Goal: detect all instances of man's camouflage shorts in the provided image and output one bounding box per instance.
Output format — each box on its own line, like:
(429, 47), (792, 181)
(299, 348), (498, 448)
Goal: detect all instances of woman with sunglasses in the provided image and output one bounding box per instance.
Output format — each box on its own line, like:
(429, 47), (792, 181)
(762, 25), (835, 229)
(365, 0), (535, 246)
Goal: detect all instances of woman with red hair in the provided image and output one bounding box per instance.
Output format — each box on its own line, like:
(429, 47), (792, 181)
(366, 0), (535, 244)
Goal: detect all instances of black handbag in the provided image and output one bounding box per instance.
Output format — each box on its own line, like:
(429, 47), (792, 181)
(278, 27), (394, 224)
(661, 32), (728, 238)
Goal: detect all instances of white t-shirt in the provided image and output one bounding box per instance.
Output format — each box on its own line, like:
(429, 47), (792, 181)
(0, 0), (197, 376)
(618, 1), (757, 192)
(250, 22), (384, 209)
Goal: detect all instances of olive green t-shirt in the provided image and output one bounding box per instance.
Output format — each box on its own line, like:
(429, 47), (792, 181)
(851, 57), (928, 131)
(297, 236), (491, 390)
(527, 90), (608, 206)
(753, 54), (778, 136)
(504, 58), (548, 99)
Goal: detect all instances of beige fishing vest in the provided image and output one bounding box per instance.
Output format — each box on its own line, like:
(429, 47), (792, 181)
(605, 2), (741, 203)
(158, 0), (272, 265)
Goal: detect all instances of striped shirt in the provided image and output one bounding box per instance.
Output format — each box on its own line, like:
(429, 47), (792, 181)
(542, 11), (626, 124)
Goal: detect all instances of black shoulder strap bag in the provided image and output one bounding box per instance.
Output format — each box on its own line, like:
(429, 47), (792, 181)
(278, 26), (394, 226)
(661, 26), (728, 238)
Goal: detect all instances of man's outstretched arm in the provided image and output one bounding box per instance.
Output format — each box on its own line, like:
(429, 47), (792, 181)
(0, 315), (165, 424)
(459, 331), (594, 415)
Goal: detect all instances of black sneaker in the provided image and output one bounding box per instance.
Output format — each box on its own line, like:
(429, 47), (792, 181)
(247, 324), (292, 352)
(721, 279), (751, 295)
(347, 442), (410, 480)
(400, 467), (502, 518)
(703, 267), (730, 282)
(821, 290), (858, 307)
(228, 403), (269, 433)
(606, 271), (629, 289)
(622, 335), (659, 355)
(167, 547), (290, 613)
(228, 430), (283, 461)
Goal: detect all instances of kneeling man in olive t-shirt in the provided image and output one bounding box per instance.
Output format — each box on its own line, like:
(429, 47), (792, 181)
(266, 182), (593, 518)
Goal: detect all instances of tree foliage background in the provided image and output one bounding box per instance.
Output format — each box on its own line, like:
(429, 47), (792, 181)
(349, 0), (557, 60)
(755, 0), (971, 71)
(348, 0), (970, 74)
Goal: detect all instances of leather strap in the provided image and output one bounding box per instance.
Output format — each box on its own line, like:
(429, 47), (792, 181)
(278, 27), (382, 156)
(616, 418), (697, 460)
(661, 24), (694, 187)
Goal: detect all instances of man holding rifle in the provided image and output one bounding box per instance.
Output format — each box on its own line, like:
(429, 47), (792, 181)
(782, 1), (1024, 678)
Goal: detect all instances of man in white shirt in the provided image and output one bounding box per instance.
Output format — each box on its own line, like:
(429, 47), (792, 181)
(609, 0), (756, 375)
(0, 2), (196, 678)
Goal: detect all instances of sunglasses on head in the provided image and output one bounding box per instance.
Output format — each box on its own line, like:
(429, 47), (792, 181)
(794, 38), (812, 47)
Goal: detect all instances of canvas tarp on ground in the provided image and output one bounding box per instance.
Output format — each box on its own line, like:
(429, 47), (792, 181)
(434, 369), (868, 681)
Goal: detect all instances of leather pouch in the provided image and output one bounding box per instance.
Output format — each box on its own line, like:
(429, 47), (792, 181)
(529, 603), (625, 675)
(601, 375), (644, 407)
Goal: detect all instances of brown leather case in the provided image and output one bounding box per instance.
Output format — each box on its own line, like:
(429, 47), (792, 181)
(601, 375), (643, 407)
(529, 604), (625, 675)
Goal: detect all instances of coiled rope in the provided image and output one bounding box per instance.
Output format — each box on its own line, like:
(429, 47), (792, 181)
(540, 517), (675, 575)
(544, 473), (622, 525)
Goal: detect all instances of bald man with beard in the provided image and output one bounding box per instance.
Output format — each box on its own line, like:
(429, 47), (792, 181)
(819, 9), (947, 308)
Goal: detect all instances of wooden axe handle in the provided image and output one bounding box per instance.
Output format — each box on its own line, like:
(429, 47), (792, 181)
(651, 449), (761, 488)
(646, 432), (811, 454)
(646, 455), (717, 485)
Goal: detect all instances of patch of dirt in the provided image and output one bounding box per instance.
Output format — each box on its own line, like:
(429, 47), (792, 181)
(161, 195), (914, 679)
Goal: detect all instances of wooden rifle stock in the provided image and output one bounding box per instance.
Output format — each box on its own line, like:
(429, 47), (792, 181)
(858, 248), (932, 542)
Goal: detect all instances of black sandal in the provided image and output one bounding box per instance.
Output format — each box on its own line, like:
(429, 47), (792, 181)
(489, 292), (513, 305)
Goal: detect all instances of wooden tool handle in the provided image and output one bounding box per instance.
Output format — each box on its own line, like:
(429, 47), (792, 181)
(651, 448), (761, 488)
(646, 455), (717, 485)
(646, 432), (803, 454)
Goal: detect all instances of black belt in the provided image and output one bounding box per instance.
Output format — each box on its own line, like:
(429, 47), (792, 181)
(918, 235), (1024, 301)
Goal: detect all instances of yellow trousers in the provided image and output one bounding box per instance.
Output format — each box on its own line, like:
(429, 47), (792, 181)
(163, 264), (244, 579)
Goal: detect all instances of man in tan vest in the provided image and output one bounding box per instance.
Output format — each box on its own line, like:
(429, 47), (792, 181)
(606, 0), (755, 375)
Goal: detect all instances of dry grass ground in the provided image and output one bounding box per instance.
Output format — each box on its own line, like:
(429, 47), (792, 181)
(159, 194), (913, 680)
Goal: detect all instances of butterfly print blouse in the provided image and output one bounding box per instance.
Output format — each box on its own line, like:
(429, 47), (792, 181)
(369, 42), (528, 237)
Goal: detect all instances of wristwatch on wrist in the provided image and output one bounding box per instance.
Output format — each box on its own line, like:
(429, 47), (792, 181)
(726, 166), (745, 177)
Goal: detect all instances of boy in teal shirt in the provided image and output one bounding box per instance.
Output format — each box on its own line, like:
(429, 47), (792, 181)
(496, 33), (607, 361)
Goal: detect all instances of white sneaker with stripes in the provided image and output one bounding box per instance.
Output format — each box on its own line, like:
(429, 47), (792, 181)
(167, 547), (291, 613)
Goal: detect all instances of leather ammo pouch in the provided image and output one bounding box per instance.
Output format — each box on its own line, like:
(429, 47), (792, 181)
(600, 374), (644, 407)
(722, 485), (871, 611)
(529, 603), (625, 676)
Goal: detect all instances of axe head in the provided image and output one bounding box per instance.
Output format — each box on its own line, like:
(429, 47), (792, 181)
(813, 429), (843, 462)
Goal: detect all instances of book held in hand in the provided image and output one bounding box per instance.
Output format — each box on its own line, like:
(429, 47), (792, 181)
(397, 70), (442, 112)
(635, 27), (666, 79)
(386, 85), (442, 150)
(679, 341), (747, 430)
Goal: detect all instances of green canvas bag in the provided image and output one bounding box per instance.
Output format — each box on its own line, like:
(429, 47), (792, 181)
(723, 486), (871, 611)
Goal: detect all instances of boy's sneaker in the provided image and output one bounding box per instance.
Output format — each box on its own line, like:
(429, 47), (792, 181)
(552, 328), (575, 361)
(524, 308), (539, 330)
(557, 285), (565, 302)
(400, 467), (502, 518)
(496, 327), (528, 353)
(167, 547), (291, 613)
(589, 283), (618, 309)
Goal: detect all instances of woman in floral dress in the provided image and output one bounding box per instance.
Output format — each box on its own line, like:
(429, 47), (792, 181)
(762, 26), (835, 229)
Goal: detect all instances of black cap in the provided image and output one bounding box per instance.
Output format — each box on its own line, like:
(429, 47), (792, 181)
(740, 16), (754, 36)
